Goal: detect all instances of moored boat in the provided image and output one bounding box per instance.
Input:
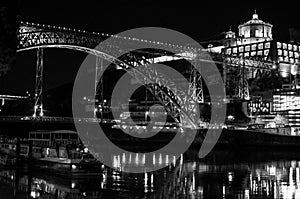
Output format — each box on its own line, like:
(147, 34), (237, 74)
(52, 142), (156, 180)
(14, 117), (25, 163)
(28, 130), (103, 177)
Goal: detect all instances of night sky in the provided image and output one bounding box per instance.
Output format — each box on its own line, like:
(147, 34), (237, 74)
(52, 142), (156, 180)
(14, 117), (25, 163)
(1, 0), (300, 95)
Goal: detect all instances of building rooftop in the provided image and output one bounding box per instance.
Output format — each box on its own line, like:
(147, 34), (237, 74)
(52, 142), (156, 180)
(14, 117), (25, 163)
(239, 11), (273, 28)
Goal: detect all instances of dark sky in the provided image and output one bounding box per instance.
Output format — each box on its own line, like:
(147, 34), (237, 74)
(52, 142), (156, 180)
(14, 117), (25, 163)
(1, 0), (300, 95)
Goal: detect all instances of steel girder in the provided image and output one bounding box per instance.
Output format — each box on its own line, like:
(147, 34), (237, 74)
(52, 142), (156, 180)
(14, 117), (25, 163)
(115, 53), (199, 128)
(209, 52), (274, 71)
(33, 48), (44, 117)
(18, 21), (275, 71)
(235, 67), (250, 100)
(223, 56), (273, 70)
(17, 32), (201, 128)
(188, 59), (204, 104)
(17, 22), (275, 127)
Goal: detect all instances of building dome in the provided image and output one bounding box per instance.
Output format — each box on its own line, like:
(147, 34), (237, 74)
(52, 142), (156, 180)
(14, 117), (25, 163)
(238, 11), (273, 44)
(225, 27), (236, 39)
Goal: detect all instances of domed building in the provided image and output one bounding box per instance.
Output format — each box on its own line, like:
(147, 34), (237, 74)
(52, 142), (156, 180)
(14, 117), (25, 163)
(223, 12), (300, 129)
(238, 11), (273, 45)
(221, 11), (273, 47)
(206, 11), (300, 128)
(208, 11), (274, 50)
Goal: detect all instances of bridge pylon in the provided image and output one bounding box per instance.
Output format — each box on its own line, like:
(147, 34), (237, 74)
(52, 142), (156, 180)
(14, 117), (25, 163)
(235, 61), (250, 100)
(95, 56), (104, 119)
(33, 48), (44, 117)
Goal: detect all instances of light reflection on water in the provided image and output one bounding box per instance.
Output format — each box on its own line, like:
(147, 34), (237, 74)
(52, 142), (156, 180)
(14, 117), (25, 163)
(1, 150), (300, 198)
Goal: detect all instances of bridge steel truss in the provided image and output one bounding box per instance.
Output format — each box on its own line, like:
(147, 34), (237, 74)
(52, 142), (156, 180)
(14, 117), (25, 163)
(16, 22), (275, 128)
(209, 53), (274, 100)
(33, 48), (44, 117)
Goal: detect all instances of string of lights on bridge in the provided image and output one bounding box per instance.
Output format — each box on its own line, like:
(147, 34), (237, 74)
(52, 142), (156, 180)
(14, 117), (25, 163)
(19, 21), (278, 74)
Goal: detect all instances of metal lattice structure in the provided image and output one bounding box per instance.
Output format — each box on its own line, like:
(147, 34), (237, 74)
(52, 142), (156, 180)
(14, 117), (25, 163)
(235, 66), (250, 100)
(210, 52), (274, 100)
(33, 48), (44, 117)
(17, 22), (207, 128)
(16, 21), (275, 128)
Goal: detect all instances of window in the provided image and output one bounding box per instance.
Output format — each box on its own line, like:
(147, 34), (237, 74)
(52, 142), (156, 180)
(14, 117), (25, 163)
(36, 133), (42, 139)
(283, 43), (287, 49)
(294, 45), (298, 51)
(264, 50), (269, 56)
(62, 134), (69, 139)
(43, 134), (50, 139)
(245, 46), (250, 51)
(277, 42), (282, 48)
(284, 57), (289, 62)
(70, 134), (78, 140)
(233, 48), (237, 54)
(29, 133), (36, 139)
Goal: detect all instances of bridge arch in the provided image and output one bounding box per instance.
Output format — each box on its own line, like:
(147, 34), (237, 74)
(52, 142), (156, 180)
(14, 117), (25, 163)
(17, 43), (198, 128)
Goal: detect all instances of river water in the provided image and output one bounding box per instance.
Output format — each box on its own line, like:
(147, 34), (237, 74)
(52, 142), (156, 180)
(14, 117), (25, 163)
(1, 147), (300, 199)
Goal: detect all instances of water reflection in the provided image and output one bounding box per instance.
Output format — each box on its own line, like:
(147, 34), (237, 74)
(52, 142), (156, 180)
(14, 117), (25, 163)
(111, 152), (177, 173)
(2, 150), (300, 198)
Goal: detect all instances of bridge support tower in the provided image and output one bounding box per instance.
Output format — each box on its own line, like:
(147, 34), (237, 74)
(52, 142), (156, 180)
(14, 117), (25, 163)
(33, 48), (44, 117)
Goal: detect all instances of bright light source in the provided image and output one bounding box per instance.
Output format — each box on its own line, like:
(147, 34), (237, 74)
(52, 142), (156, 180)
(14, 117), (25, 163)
(228, 172), (234, 182)
(279, 63), (291, 78)
(291, 64), (298, 75)
(227, 115), (235, 121)
(30, 191), (40, 199)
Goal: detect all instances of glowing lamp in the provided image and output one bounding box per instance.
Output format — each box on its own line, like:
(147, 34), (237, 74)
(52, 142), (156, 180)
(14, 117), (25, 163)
(272, 64), (278, 69)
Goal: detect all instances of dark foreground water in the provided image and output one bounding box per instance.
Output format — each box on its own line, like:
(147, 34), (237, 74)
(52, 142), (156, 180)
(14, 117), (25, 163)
(2, 148), (300, 199)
